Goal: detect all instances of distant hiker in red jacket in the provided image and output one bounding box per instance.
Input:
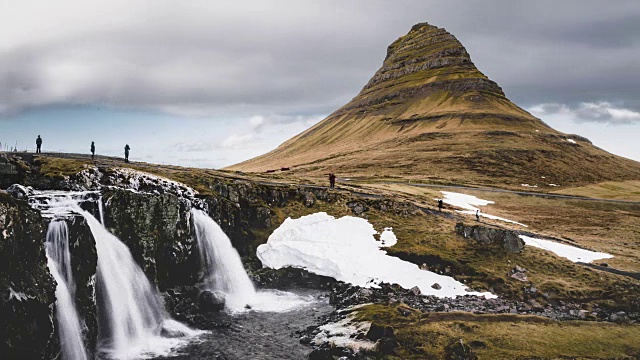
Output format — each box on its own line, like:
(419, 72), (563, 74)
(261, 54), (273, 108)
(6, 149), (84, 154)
(329, 173), (336, 189)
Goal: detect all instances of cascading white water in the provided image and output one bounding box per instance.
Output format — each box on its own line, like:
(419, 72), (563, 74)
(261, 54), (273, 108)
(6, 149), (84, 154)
(191, 209), (256, 310)
(30, 190), (200, 359)
(97, 196), (105, 224)
(191, 209), (313, 313)
(45, 220), (88, 360)
(82, 211), (198, 359)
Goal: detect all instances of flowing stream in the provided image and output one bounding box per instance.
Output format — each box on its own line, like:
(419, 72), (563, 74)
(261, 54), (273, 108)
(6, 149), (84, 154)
(46, 220), (88, 360)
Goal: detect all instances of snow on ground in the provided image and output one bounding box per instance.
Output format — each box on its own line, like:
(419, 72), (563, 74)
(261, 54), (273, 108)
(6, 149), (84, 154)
(109, 168), (198, 198)
(377, 228), (397, 247)
(567, 139), (577, 144)
(257, 213), (495, 299)
(313, 310), (375, 351)
(440, 191), (527, 227)
(521, 184), (538, 188)
(520, 235), (613, 263)
(548, 184), (560, 187)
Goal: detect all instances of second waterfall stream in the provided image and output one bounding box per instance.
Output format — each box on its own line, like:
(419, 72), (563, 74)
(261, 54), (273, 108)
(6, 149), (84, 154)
(190, 208), (313, 313)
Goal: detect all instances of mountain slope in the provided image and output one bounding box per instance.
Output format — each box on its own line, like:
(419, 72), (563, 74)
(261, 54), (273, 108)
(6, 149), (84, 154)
(228, 23), (640, 188)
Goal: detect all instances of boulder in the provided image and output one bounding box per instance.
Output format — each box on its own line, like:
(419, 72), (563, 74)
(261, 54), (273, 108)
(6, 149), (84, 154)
(376, 337), (399, 355)
(455, 223), (524, 253)
(432, 283), (442, 290)
(198, 290), (226, 312)
(366, 323), (394, 341)
(6, 184), (33, 199)
(444, 339), (478, 360)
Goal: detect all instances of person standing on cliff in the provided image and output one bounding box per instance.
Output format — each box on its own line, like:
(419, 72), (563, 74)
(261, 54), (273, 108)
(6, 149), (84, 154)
(329, 173), (336, 189)
(438, 199), (443, 212)
(90, 141), (96, 160)
(35, 135), (42, 153)
(476, 209), (480, 222)
(124, 144), (130, 163)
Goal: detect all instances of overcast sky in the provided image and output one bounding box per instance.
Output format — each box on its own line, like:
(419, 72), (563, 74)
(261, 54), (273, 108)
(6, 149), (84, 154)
(1, 0), (639, 166)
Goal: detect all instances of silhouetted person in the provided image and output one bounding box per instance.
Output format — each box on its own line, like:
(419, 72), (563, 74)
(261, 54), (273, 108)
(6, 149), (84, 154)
(476, 209), (480, 222)
(36, 135), (42, 153)
(329, 173), (336, 189)
(438, 199), (443, 212)
(90, 141), (96, 160)
(124, 144), (130, 163)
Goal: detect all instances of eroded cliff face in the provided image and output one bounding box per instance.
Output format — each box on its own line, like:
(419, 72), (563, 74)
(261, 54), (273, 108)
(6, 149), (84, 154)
(0, 192), (55, 359)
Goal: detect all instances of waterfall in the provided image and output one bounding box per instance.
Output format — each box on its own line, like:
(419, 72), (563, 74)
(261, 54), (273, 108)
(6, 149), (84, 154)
(45, 220), (88, 360)
(97, 196), (105, 224)
(191, 209), (256, 311)
(82, 211), (198, 359)
(29, 190), (201, 358)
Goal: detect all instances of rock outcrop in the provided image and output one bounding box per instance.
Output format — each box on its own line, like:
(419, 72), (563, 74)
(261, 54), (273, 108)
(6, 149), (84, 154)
(455, 222), (524, 253)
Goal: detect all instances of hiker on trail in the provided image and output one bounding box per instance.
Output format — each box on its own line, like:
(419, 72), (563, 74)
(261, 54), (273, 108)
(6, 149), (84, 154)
(90, 142), (95, 160)
(438, 199), (443, 212)
(36, 135), (42, 153)
(476, 209), (480, 222)
(329, 173), (336, 189)
(124, 144), (130, 163)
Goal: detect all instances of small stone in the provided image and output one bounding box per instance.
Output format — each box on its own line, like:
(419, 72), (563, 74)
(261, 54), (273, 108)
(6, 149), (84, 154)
(514, 265), (527, 273)
(510, 272), (528, 282)
(432, 283), (442, 290)
(410, 286), (421, 295)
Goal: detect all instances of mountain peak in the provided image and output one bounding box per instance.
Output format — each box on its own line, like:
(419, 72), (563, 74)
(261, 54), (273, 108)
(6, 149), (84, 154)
(228, 23), (640, 187)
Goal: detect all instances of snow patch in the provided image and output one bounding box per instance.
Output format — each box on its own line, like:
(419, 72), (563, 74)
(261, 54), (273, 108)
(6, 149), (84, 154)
(520, 235), (613, 263)
(257, 213), (495, 299)
(377, 227), (397, 247)
(8, 287), (29, 302)
(521, 184), (538, 188)
(548, 184), (560, 187)
(440, 191), (527, 227)
(108, 168), (197, 198)
(567, 139), (577, 144)
(313, 313), (375, 351)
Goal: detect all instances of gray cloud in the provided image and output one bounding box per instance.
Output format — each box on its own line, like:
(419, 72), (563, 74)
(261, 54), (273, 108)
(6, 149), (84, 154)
(1, 0), (639, 118)
(529, 102), (640, 125)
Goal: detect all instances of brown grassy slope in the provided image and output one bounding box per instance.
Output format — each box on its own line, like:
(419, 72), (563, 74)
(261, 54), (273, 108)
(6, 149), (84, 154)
(353, 305), (640, 359)
(227, 23), (640, 188)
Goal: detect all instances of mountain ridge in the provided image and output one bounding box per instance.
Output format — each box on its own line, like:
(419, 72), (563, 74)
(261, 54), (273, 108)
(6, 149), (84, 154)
(228, 22), (640, 188)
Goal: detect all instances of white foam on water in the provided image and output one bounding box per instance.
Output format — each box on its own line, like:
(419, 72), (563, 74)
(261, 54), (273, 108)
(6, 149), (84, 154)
(257, 212), (496, 299)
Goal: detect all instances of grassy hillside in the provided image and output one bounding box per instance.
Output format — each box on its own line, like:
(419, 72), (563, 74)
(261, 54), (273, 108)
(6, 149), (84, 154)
(228, 23), (640, 188)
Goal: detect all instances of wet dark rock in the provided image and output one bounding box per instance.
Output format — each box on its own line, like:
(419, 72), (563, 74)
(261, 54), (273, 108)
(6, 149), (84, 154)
(199, 290), (226, 312)
(6, 184), (33, 199)
(444, 339), (478, 360)
(0, 193), (57, 359)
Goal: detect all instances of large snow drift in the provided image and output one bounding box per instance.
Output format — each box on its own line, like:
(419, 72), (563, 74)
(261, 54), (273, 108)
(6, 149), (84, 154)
(520, 235), (613, 263)
(440, 191), (527, 227)
(257, 213), (495, 299)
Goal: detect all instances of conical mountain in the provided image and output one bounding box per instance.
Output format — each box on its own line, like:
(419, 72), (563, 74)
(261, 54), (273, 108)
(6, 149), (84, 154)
(229, 23), (640, 187)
